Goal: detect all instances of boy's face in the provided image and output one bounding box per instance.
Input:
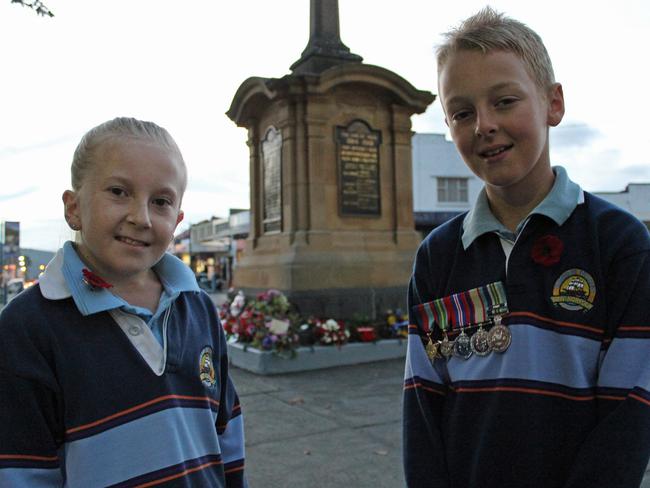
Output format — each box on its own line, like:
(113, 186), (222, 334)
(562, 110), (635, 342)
(438, 49), (564, 195)
(63, 139), (185, 284)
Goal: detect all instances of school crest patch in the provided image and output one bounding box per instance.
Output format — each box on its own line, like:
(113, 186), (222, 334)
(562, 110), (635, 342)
(199, 346), (216, 388)
(551, 269), (596, 312)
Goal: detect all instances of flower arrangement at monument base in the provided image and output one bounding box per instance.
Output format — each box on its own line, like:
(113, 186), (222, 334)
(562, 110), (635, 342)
(219, 289), (408, 360)
(220, 289), (300, 358)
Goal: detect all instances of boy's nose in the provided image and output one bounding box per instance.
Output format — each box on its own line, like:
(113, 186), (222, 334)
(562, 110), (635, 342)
(474, 110), (498, 137)
(127, 201), (152, 228)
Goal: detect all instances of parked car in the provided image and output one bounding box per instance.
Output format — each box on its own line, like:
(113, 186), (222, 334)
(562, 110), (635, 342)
(195, 273), (224, 292)
(6, 278), (24, 302)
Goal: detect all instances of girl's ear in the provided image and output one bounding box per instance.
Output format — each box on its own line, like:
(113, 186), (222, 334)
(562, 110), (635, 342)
(62, 190), (81, 231)
(176, 210), (184, 226)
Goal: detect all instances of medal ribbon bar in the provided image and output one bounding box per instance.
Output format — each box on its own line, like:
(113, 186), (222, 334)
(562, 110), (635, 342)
(414, 281), (508, 333)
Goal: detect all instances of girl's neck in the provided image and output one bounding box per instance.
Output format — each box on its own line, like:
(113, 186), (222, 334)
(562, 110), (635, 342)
(111, 275), (163, 314)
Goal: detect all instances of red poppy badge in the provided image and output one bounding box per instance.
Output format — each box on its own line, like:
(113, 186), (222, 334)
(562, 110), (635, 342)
(531, 235), (564, 267)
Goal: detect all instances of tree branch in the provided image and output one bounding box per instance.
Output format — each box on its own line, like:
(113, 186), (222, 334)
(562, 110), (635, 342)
(10, 0), (54, 17)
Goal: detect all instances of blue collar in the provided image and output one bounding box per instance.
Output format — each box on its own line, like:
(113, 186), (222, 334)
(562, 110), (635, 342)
(462, 166), (583, 249)
(40, 241), (199, 317)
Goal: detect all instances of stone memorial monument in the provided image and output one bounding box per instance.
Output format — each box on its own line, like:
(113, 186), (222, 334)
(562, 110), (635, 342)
(227, 0), (434, 319)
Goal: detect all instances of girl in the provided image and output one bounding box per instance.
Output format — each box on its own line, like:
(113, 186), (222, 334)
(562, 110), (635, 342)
(0, 117), (247, 487)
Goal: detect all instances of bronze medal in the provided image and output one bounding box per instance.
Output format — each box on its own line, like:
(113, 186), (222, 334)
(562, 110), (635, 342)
(470, 326), (491, 356)
(487, 316), (511, 353)
(425, 337), (440, 361)
(440, 335), (454, 359)
(453, 329), (473, 359)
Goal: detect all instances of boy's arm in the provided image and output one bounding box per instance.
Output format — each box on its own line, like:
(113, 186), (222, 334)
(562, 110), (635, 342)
(214, 316), (248, 488)
(0, 309), (64, 487)
(403, 248), (451, 488)
(564, 248), (650, 488)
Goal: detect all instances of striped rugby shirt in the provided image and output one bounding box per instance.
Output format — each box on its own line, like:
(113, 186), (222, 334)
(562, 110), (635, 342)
(403, 168), (650, 488)
(0, 249), (246, 487)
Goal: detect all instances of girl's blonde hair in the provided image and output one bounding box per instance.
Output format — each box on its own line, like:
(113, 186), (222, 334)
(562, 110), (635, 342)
(71, 117), (187, 192)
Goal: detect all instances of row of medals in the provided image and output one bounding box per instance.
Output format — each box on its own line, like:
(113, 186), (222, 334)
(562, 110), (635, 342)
(426, 315), (511, 361)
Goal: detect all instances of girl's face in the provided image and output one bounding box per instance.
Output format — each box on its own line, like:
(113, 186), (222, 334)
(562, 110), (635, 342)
(63, 138), (185, 285)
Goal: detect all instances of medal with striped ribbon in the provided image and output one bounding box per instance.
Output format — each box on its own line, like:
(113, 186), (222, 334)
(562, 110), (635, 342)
(414, 281), (510, 359)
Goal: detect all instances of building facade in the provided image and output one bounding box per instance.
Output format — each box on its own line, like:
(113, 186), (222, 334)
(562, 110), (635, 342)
(412, 133), (482, 234)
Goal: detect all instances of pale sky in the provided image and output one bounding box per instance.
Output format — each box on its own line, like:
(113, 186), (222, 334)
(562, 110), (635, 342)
(1, 0), (649, 251)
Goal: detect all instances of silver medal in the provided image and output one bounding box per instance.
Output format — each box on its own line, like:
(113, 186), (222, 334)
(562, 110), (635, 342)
(453, 329), (473, 359)
(487, 316), (511, 353)
(470, 326), (491, 356)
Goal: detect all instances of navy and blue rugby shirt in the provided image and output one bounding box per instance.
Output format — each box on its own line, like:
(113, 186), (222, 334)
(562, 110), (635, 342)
(0, 243), (247, 487)
(403, 167), (650, 488)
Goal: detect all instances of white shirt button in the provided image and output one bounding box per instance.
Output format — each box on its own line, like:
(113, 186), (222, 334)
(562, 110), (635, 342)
(128, 325), (142, 336)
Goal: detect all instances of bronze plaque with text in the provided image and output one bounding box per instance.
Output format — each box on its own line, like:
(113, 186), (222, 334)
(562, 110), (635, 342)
(336, 120), (382, 216)
(261, 126), (282, 233)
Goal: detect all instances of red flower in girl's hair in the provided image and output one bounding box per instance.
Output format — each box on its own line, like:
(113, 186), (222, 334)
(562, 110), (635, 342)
(531, 235), (564, 267)
(82, 268), (113, 290)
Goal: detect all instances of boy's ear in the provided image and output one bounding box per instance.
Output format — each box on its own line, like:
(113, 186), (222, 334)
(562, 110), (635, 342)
(176, 210), (184, 226)
(547, 83), (565, 127)
(62, 190), (81, 231)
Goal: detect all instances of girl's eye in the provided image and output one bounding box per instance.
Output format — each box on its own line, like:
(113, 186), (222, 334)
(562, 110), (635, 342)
(109, 187), (126, 197)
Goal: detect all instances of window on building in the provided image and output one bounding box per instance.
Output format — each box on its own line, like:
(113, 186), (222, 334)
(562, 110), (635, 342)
(437, 177), (468, 202)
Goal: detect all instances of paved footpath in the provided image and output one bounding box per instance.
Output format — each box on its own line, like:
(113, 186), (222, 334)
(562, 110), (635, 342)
(230, 358), (406, 488)
(231, 356), (650, 488)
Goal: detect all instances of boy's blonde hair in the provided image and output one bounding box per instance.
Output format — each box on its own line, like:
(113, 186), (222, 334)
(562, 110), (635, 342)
(436, 6), (555, 92)
(71, 117), (187, 192)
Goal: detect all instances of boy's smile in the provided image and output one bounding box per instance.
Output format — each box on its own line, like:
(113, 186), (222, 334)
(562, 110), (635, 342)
(438, 49), (564, 203)
(63, 139), (185, 286)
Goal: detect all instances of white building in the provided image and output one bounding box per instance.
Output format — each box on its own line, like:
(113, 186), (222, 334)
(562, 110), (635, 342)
(411, 133), (482, 233)
(411, 133), (650, 232)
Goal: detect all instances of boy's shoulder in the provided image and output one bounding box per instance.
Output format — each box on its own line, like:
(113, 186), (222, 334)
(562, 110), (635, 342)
(420, 211), (468, 248)
(583, 191), (650, 245)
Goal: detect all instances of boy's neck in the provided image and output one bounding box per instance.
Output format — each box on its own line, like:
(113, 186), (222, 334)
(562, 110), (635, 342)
(485, 167), (555, 233)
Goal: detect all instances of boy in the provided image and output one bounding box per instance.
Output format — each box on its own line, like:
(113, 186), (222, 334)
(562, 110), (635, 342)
(403, 7), (650, 488)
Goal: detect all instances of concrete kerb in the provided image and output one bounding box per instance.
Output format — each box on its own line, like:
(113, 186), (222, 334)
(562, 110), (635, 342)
(227, 338), (406, 375)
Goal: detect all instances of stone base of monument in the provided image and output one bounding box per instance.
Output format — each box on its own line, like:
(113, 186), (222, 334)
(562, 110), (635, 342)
(238, 285), (409, 323)
(227, 339), (406, 375)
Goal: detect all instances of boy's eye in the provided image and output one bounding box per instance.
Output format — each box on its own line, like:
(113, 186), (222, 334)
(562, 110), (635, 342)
(496, 97), (518, 107)
(109, 187), (126, 197)
(152, 197), (172, 207)
(451, 110), (472, 122)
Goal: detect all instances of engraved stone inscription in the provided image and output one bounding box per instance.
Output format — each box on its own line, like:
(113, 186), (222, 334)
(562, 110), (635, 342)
(261, 126), (282, 233)
(336, 120), (381, 216)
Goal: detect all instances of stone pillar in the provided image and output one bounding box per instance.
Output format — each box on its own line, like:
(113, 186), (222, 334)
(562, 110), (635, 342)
(226, 2), (434, 319)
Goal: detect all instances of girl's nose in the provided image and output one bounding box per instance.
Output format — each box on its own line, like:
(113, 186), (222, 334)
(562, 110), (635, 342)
(127, 201), (152, 228)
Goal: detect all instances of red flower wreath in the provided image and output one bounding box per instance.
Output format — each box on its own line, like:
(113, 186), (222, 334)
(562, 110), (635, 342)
(531, 235), (564, 267)
(82, 268), (113, 290)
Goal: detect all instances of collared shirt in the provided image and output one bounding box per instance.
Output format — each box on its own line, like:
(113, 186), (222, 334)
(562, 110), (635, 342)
(39, 241), (199, 345)
(462, 166), (584, 252)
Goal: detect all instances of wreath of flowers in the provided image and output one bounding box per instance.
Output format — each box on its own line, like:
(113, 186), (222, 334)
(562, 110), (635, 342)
(219, 289), (408, 357)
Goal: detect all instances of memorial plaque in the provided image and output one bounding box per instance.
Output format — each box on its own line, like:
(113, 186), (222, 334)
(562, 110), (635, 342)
(261, 126), (282, 233)
(336, 120), (381, 216)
